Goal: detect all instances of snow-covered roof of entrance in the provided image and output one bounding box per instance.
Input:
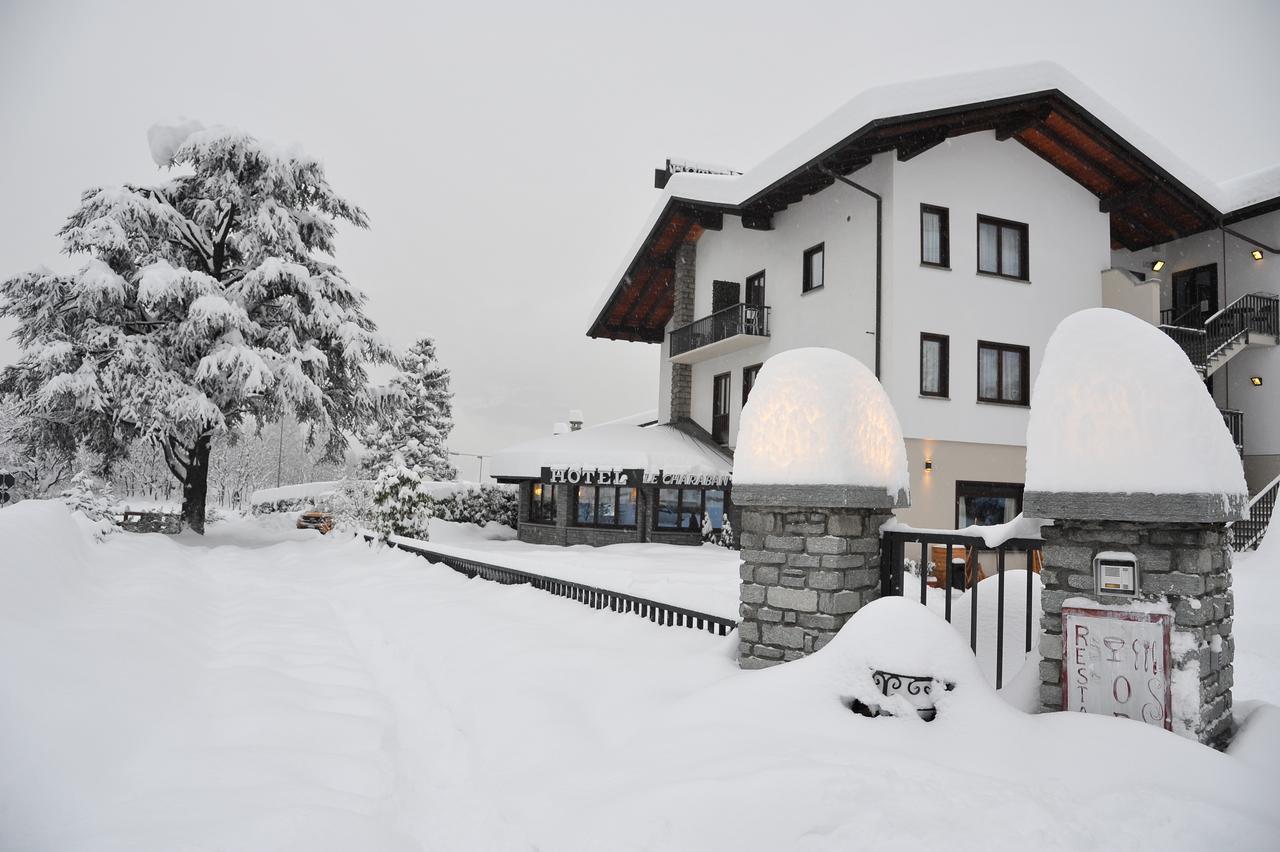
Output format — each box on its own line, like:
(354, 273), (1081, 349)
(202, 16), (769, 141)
(588, 62), (1280, 343)
(490, 423), (733, 481)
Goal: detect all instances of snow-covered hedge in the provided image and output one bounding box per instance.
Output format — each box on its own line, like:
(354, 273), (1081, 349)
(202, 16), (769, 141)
(428, 484), (517, 529)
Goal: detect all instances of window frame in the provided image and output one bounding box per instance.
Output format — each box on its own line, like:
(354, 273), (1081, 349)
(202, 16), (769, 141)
(653, 486), (727, 532)
(571, 483), (638, 529)
(919, 332), (950, 398)
(976, 340), (1030, 406)
(742, 363), (762, 408)
(745, 270), (766, 306)
(920, 204), (950, 268)
(528, 482), (558, 524)
(976, 214), (1030, 281)
(802, 243), (825, 293)
(954, 480), (1025, 528)
(712, 371), (731, 445)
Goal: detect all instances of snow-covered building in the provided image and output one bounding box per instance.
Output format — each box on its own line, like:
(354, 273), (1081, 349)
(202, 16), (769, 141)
(581, 62), (1278, 542)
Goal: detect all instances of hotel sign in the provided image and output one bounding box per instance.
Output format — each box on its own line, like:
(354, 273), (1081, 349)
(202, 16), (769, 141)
(541, 467), (731, 487)
(1061, 606), (1172, 730)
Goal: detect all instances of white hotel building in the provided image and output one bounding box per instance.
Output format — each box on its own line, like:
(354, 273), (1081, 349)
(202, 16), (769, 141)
(500, 64), (1278, 548)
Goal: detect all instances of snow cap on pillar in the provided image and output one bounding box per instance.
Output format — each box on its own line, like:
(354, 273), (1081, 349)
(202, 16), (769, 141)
(1023, 308), (1247, 522)
(733, 347), (909, 508)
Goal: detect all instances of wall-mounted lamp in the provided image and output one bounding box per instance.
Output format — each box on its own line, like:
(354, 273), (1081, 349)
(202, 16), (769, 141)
(924, 459), (933, 472)
(1150, 259), (1165, 272)
(1251, 249), (1264, 262)
(1251, 376), (1264, 387)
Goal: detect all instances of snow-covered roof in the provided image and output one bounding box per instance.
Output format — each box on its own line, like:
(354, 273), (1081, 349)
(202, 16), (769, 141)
(1025, 308), (1247, 502)
(490, 423), (732, 480)
(588, 62), (1278, 340)
(734, 348), (909, 497)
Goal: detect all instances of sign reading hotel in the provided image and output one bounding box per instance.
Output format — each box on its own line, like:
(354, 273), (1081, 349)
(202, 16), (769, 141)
(540, 467), (730, 487)
(1061, 606), (1172, 730)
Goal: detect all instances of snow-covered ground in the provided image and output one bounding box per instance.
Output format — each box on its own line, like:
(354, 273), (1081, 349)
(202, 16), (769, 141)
(1, 501), (1277, 851)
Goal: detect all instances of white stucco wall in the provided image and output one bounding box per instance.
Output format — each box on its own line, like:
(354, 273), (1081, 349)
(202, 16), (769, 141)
(883, 131), (1113, 448)
(1112, 209), (1280, 456)
(677, 153), (891, 444)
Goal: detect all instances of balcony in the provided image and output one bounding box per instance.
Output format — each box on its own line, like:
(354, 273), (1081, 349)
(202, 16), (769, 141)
(669, 303), (771, 364)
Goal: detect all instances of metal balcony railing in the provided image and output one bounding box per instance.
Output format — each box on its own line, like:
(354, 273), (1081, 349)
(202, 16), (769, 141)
(1160, 292), (1279, 374)
(1220, 408), (1244, 454)
(669, 303), (770, 359)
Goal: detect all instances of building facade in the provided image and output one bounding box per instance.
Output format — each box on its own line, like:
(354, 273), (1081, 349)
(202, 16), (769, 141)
(588, 64), (1278, 538)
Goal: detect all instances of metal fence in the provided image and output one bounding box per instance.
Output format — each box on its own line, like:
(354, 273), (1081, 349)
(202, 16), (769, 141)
(366, 534), (738, 636)
(880, 528), (1044, 689)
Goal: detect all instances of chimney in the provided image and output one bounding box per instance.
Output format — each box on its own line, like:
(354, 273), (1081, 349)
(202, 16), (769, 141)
(568, 409), (584, 432)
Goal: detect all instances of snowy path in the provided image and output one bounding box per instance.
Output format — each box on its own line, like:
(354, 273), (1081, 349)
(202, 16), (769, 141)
(2, 504), (1277, 851)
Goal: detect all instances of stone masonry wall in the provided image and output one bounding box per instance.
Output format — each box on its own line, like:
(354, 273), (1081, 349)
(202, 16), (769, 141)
(1037, 519), (1234, 747)
(669, 242), (696, 422)
(738, 505), (892, 669)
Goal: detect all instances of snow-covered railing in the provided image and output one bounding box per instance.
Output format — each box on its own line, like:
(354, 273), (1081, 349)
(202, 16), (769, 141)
(363, 534), (738, 637)
(879, 516), (1048, 690)
(1229, 473), (1279, 552)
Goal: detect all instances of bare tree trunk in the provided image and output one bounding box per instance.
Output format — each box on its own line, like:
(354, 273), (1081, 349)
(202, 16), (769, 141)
(180, 434), (212, 534)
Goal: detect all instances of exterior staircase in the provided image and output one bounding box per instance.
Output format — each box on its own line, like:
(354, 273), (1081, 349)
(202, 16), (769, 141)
(1160, 292), (1278, 551)
(1159, 292), (1279, 378)
(1230, 474), (1278, 552)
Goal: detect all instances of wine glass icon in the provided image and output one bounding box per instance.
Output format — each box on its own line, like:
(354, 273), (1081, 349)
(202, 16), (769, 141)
(1103, 636), (1125, 663)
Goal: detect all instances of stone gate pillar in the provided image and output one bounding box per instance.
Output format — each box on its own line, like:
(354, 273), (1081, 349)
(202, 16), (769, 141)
(735, 485), (898, 669)
(1021, 306), (1249, 749)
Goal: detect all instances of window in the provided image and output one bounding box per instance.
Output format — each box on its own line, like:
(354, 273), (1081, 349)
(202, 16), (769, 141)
(742, 363), (762, 407)
(574, 484), (638, 528)
(712, 372), (731, 444)
(655, 487), (726, 532)
(977, 215), (1028, 280)
(977, 341), (1030, 405)
(802, 244), (825, 292)
(920, 205), (949, 267)
(745, 270), (766, 306)
(920, 333), (949, 398)
(529, 482), (558, 524)
(956, 481), (1024, 528)
(712, 280), (741, 313)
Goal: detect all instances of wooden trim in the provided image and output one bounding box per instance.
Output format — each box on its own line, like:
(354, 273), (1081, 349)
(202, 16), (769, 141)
(976, 214), (1029, 281)
(802, 243), (825, 292)
(920, 204), (950, 268)
(976, 340), (1030, 405)
(919, 332), (950, 398)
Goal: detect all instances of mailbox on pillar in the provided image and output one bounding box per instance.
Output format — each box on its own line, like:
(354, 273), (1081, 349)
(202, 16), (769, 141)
(1094, 552), (1138, 597)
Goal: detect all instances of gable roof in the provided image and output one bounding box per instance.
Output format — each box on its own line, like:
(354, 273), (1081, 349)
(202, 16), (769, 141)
(588, 62), (1279, 343)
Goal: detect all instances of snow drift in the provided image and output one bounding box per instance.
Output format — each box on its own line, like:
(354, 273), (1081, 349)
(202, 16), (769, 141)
(734, 347), (909, 498)
(1026, 308), (1247, 499)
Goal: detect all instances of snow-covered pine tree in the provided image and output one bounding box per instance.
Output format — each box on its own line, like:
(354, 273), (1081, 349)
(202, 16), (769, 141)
(0, 120), (391, 532)
(360, 337), (456, 481)
(370, 455), (434, 540)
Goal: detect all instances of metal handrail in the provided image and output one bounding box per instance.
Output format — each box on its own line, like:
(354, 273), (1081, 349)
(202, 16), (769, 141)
(363, 534), (738, 636)
(669, 302), (770, 358)
(1161, 292), (1279, 373)
(1229, 473), (1280, 552)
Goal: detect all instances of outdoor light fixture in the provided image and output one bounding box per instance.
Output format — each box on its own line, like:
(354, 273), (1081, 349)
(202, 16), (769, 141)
(1251, 249), (1264, 261)
(924, 459), (933, 472)
(1150, 259), (1165, 272)
(1251, 376), (1263, 386)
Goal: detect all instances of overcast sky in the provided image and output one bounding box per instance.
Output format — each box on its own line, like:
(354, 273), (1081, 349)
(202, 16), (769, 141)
(2, 0), (1277, 476)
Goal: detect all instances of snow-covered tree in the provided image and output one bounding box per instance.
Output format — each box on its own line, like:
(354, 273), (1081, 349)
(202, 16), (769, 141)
(0, 404), (75, 499)
(370, 456), (433, 540)
(360, 338), (456, 481)
(0, 120), (391, 532)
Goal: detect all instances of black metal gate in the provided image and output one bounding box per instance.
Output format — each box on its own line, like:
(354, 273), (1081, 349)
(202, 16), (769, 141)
(879, 529), (1043, 689)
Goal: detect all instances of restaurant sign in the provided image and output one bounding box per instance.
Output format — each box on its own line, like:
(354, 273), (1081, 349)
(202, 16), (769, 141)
(1061, 606), (1172, 730)
(541, 467), (731, 487)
